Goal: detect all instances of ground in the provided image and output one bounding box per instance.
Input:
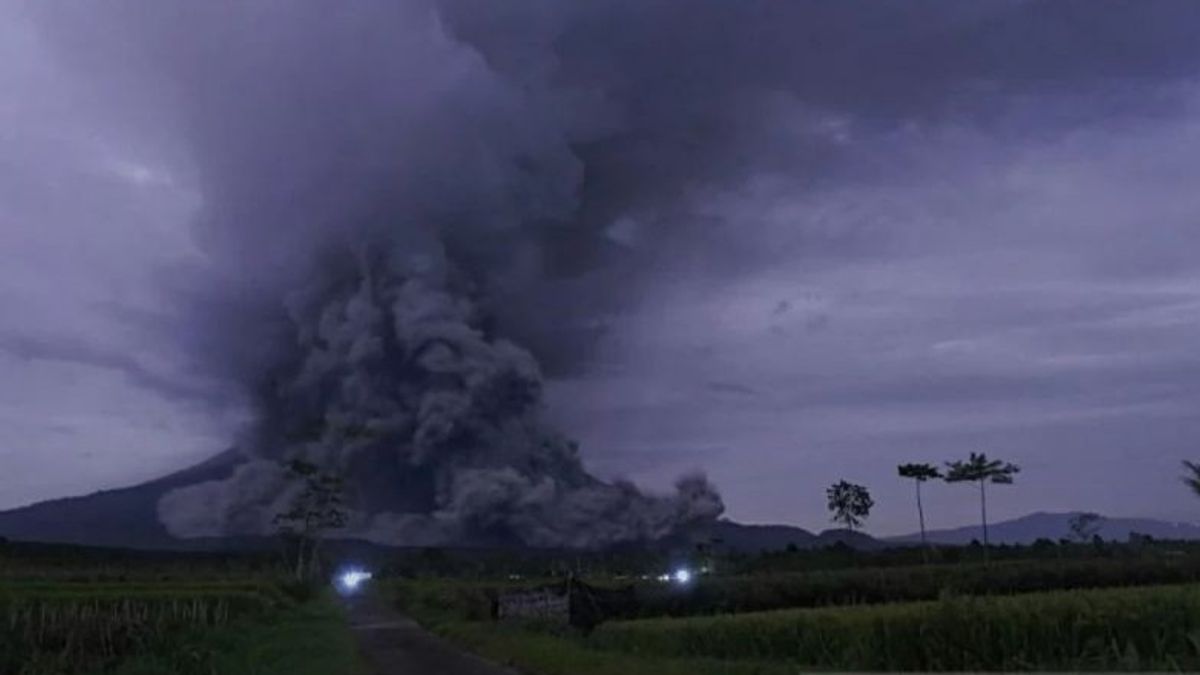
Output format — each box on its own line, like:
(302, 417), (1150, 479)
(345, 591), (516, 675)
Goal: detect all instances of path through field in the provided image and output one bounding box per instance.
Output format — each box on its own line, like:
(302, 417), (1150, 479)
(345, 592), (517, 675)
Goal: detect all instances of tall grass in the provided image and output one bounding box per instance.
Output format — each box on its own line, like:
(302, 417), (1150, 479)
(0, 587), (277, 674)
(631, 554), (1200, 618)
(593, 583), (1200, 671)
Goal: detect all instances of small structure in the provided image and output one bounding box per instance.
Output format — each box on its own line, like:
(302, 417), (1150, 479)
(495, 585), (570, 623)
(494, 577), (636, 631)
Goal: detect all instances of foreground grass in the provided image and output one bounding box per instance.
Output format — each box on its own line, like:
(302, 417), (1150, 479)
(108, 595), (365, 675)
(405, 582), (1200, 673)
(593, 582), (1200, 671)
(440, 621), (799, 675)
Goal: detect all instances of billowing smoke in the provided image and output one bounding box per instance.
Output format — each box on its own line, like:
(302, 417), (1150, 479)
(36, 0), (1162, 546)
(102, 0), (740, 547)
(22, 0), (1200, 545)
(160, 247), (722, 546)
(30, 0), (746, 547)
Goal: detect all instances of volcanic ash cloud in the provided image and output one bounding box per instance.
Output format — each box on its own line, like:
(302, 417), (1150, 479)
(158, 251), (723, 547)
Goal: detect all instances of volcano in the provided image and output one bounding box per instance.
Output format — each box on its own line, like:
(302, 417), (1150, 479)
(0, 450), (243, 550)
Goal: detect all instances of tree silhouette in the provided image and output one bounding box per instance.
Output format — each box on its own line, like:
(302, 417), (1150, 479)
(273, 459), (348, 581)
(897, 463), (941, 552)
(944, 452), (1019, 559)
(826, 480), (874, 531)
(1182, 461), (1200, 497)
(1068, 512), (1105, 543)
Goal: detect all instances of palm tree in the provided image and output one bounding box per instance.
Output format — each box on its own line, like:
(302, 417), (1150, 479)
(1182, 461), (1200, 497)
(898, 463), (941, 551)
(944, 452), (1019, 559)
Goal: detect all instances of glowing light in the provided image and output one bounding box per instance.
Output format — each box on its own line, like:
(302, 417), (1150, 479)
(336, 568), (373, 593)
(672, 568), (692, 584)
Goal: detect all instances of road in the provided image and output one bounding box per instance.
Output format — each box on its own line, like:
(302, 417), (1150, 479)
(344, 591), (518, 675)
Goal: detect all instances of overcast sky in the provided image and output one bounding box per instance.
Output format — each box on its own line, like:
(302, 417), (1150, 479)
(5, 1), (1200, 536)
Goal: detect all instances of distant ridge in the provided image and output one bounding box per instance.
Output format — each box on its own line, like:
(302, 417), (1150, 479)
(0, 450), (890, 552)
(891, 511), (1200, 545)
(0, 449), (242, 550)
(3, 454), (1191, 553)
(701, 519), (883, 553)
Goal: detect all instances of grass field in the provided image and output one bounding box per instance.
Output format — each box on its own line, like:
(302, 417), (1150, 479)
(631, 553), (1200, 618)
(593, 583), (1200, 671)
(109, 595), (364, 675)
(392, 564), (1200, 672)
(7, 538), (1200, 673)
(0, 576), (363, 675)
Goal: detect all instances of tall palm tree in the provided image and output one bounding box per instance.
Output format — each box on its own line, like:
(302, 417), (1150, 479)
(898, 463), (941, 551)
(1182, 460), (1200, 497)
(944, 452), (1019, 559)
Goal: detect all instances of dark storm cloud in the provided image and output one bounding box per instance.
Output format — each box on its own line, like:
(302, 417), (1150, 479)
(29, 0), (1200, 375)
(9, 1), (1200, 535)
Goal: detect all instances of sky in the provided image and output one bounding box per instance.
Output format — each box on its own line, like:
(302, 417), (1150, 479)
(4, 1), (1200, 537)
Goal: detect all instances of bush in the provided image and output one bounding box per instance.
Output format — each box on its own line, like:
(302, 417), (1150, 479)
(390, 579), (498, 625)
(278, 579), (322, 603)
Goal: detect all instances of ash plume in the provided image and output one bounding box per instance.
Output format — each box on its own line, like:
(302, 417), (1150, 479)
(35, 0), (1170, 547)
(161, 248), (722, 546)
(31, 0), (747, 547)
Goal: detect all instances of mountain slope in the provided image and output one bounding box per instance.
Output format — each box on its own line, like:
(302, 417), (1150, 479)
(0, 464), (889, 552)
(893, 511), (1200, 545)
(705, 519), (817, 552)
(699, 520), (884, 552)
(0, 450), (242, 549)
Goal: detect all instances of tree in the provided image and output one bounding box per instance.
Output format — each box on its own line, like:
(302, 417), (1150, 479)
(897, 463), (941, 551)
(273, 459), (348, 581)
(944, 452), (1019, 558)
(826, 480), (874, 531)
(1182, 461), (1200, 497)
(1068, 512), (1105, 543)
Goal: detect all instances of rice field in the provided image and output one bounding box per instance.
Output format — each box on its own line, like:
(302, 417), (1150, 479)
(0, 581), (283, 674)
(630, 553), (1200, 618)
(590, 583), (1200, 671)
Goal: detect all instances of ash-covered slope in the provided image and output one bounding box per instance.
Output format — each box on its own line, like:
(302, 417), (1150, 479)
(0, 450), (242, 550)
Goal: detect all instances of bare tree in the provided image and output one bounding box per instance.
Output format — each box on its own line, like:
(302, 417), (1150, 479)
(273, 459), (348, 581)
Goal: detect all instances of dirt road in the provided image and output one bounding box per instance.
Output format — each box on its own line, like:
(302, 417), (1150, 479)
(344, 592), (517, 675)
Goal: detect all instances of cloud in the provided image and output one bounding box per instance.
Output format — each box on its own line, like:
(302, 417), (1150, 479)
(0, 332), (222, 406)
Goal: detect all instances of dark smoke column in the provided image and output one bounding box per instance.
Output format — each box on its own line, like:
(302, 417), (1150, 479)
(25, 0), (738, 547)
(160, 247), (722, 547)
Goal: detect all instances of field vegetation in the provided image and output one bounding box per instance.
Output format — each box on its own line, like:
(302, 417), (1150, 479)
(0, 541), (362, 675)
(593, 583), (1200, 671)
(632, 553), (1200, 618)
(391, 538), (1200, 672)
